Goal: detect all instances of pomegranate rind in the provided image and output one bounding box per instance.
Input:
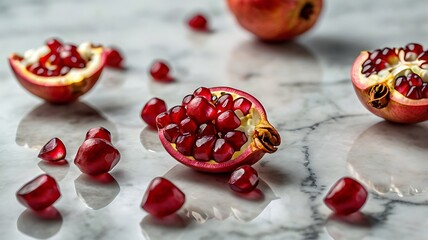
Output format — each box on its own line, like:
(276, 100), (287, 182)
(159, 86), (280, 173)
(351, 51), (428, 123)
(8, 46), (107, 104)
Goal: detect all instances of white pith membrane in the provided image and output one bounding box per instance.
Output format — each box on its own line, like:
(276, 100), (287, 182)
(12, 42), (103, 86)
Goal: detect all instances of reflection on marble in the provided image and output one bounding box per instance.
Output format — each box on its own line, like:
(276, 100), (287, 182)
(74, 173), (120, 210)
(348, 122), (428, 203)
(140, 126), (164, 153)
(17, 207), (63, 239)
(37, 159), (69, 181)
(325, 212), (373, 240)
(140, 214), (190, 240)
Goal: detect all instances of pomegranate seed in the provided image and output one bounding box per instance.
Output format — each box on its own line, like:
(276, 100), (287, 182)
(141, 97), (167, 129)
(186, 97), (217, 124)
(224, 131), (247, 151)
(187, 14), (209, 32)
(216, 110), (241, 133)
(60, 52), (86, 68)
(380, 47), (398, 63)
(60, 66), (71, 76)
(85, 127), (111, 142)
(156, 112), (171, 129)
(406, 86), (421, 99)
(163, 124), (180, 143)
(193, 87), (212, 101)
(141, 177), (185, 218)
(182, 94), (194, 106)
(229, 165), (259, 193)
(46, 38), (63, 51)
(40, 52), (61, 67)
(193, 135), (216, 161)
(149, 60), (171, 81)
(407, 73), (423, 87)
(374, 58), (388, 70)
(216, 94), (234, 113)
(233, 97), (252, 116)
(176, 133), (197, 156)
(105, 47), (124, 68)
(74, 138), (121, 176)
(213, 139), (234, 163)
(421, 83), (428, 98)
(405, 43), (424, 56)
(46, 68), (61, 77)
(395, 76), (410, 96)
(419, 51), (428, 61)
(179, 117), (198, 134)
(38, 138), (66, 162)
(324, 177), (368, 215)
(169, 106), (187, 124)
(197, 123), (217, 138)
(16, 174), (61, 211)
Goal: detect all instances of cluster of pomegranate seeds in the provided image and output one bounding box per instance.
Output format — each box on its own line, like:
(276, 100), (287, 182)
(394, 73), (428, 99)
(229, 165), (259, 193)
(187, 14), (209, 32)
(85, 126), (112, 142)
(38, 138), (66, 162)
(26, 38), (87, 77)
(141, 177), (185, 218)
(156, 87), (252, 163)
(149, 60), (172, 82)
(104, 47), (124, 69)
(324, 177), (368, 215)
(16, 174), (61, 211)
(141, 98), (167, 128)
(361, 47), (398, 77)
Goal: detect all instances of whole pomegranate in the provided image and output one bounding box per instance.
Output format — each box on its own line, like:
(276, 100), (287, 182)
(351, 43), (428, 123)
(227, 0), (323, 41)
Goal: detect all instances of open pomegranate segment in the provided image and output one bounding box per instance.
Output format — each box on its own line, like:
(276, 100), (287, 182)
(157, 87), (281, 173)
(351, 43), (428, 123)
(9, 38), (107, 103)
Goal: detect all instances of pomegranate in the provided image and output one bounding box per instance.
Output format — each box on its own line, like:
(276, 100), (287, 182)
(229, 165), (259, 193)
(157, 87), (281, 173)
(104, 47), (124, 69)
(324, 177), (368, 215)
(227, 0), (323, 41)
(141, 98), (167, 129)
(16, 174), (61, 211)
(149, 60), (173, 82)
(351, 43), (428, 123)
(187, 13), (209, 32)
(85, 126), (112, 142)
(38, 137), (66, 162)
(9, 38), (107, 103)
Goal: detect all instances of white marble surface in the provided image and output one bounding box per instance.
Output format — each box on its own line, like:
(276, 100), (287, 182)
(1, 0), (428, 239)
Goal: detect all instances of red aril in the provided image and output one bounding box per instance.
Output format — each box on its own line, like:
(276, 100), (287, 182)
(74, 138), (121, 176)
(149, 60), (172, 82)
(16, 174), (61, 211)
(229, 165), (259, 193)
(141, 98), (167, 129)
(351, 43), (428, 123)
(141, 177), (185, 218)
(169, 106), (187, 124)
(187, 14), (209, 32)
(324, 177), (368, 215)
(156, 112), (171, 129)
(38, 138), (66, 162)
(104, 47), (124, 69)
(85, 127), (112, 142)
(158, 87), (281, 173)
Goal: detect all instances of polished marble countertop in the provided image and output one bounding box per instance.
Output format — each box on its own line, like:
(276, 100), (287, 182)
(1, 0), (428, 239)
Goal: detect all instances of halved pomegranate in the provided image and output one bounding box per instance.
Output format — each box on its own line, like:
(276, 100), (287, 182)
(157, 87), (281, 173)
(351, 43), (428, 123)
(9, 38), (107, 103)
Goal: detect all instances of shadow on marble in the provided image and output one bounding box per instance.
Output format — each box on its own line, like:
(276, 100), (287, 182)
(347, 121), (428, 203)
(140, 213), (191, 240)
(325, 212), (375, 240)
(98, 68), (127, 89)
(17, 207), (63, 239)
(37, 159), (70, 182)
(140, 126), (164, 153)
(16, 101), (117, 154)
(74, 173), (120, 210)
(163, 164), (278, 223)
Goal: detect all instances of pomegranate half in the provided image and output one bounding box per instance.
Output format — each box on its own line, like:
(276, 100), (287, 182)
(351, 43), (428, 123)
(157, 87), (281, 173)
(9, 39), (107, 103)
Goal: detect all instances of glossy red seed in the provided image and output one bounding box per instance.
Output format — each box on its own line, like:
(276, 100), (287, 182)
(216, 110), (241, 133)
(193, 87), (212, 101)
(46, 38), (63, 51)
(216, 94), (233, 113)
(406, 86), (421, 99)
(40, 52), (61, 67)
(38, 138), (66, 162)
(369, 49), (381, 60)
(186, 97), (217, 124)
(405, 43), (424, 55)
(233, 97), (252, 116)
(380, 47), (397, 63)
(156, 112), (171, 129)
(179, 117), (198, 134)
(229, 165), (259, 193)
(224, 131), (247, 151)
(60, 66), (71, 76)
(213, 139), (234, 163)
(182, 94), (194, 106)
(169, 106), (187, 124)
(419, 51), (428, 61)
(197, 123), (217, 138)
(176, 134), (197, 156)
(395, 76), (410, 96)
(16, 174), (61, 211)
(407, 73), (423, 87)
(163, 124), (180, 143)
(60, 48), (86, 68)
(421, 83), (428, 98)
(187, 14), (209, 31)
(85, 127), (111, 142)
(149, 60), (171, 81)
(141, 98), (167, 129)
(141, 177), (185, 218)
(74, 138), (121, 176)
(193, 135), (216, 161)
(105, 47), (124, 68)
(324, 177), (368, 215)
